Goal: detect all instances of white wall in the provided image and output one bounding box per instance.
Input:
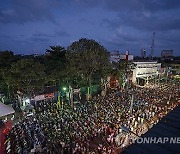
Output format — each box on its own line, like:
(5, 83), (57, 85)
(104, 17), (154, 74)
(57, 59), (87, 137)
(132, 62), (161, 83)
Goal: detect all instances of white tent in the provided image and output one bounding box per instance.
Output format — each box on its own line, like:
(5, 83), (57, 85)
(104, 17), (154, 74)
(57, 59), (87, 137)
(0, 102), (15, 117)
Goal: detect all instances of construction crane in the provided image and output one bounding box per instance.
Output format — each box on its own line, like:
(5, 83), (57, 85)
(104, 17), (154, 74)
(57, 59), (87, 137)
(149, 32), (155, 59)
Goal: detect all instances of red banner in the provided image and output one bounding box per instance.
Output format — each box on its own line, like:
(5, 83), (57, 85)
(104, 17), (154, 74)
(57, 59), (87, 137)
(45, 93), (54, 98)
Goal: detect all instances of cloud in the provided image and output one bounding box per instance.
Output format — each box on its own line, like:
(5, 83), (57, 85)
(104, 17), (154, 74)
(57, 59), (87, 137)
(70, 0), (102, 8)
(25, 30), (69, 44)
(77, 0), (180, 13)
(72, 0), (180, 32)
(102, 2), (180, 32)
(0, 0), (179, 55)
(102, 25), (180, 56)
(32, 30), (69, 38)
(56, 31), (69, 37)
(101, 26), (150, 52)
(0, 0), (61, 23)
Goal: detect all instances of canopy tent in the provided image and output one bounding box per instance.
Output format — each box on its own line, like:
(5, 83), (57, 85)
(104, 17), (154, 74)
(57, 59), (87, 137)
(0, 102), (15, 118)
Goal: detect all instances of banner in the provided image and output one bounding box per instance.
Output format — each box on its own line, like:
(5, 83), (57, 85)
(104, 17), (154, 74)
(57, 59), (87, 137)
(45, 93), (54, 99)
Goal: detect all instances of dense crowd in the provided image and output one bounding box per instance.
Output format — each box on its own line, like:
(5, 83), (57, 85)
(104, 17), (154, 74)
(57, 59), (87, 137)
(4, 82), (179, 154)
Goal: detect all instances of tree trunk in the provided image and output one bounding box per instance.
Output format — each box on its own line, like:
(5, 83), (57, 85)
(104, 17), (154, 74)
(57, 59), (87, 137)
(69, 85), (73, 108)
(104, 80), (107, 96)
(101, 78), (107, 97)
(57, 81), (61, 109)
(17, 91), (23, 107)
(7, 84), (11, 100)
(86, 75), (92, 101)
(86, 87), (90, 101)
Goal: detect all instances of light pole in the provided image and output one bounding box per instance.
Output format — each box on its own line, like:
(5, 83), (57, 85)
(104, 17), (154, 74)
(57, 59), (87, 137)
(62, 87), (67, 91)
(57, 86), (67, 110)
(61, 86), (67, 109)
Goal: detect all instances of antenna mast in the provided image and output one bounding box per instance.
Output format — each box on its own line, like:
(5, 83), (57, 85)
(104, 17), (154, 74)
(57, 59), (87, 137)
(150, 32), (155, 59)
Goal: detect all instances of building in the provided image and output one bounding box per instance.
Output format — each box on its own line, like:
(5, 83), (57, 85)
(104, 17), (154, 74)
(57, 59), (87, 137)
(110, 50), (134, 63)
(141, 49), (146, 58)
(119, 54), (134, 61)
(110, 50), (120, 63)
(132, 61), (161, 86)
(161, 50), (173, 60)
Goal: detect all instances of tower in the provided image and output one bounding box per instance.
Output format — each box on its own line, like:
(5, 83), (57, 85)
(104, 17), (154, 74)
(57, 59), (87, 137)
(149, 32), (155, 59)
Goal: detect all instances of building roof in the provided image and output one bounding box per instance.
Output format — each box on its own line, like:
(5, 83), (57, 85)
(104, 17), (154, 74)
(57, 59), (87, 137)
(123, 105), (180, 154)
(133, 61), (158, 64)
(0, 102), (15, 118)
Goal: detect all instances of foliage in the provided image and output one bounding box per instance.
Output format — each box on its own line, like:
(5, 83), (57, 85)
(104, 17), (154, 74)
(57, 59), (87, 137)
(0, 51), (15, 68)
(67, 38), (111, 88)
(0, 38), (112, 101)
(45, 46), (68, 83)
(9, 59), (45, 95)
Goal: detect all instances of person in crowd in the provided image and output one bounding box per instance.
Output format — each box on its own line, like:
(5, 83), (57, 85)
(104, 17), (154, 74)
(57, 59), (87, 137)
(4, 82), (179, 153)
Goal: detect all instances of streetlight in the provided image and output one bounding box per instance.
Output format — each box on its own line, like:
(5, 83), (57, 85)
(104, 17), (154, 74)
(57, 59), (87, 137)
(61, 86), (67, 109)
(62, 87), (67, 91)
(57, 86), (67, 110)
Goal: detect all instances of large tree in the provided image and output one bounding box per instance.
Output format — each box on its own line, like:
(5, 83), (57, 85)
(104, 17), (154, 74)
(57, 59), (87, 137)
(0, 51), (15, 68)
(45, 46), (70, 108)
(45, 46), (68, 83)
(67, 38), (111, 100)
(0, 51), (16, 99)
(10, 59), (45, 96)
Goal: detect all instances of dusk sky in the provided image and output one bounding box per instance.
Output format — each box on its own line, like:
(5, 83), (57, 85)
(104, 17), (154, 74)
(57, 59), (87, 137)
(0, 0), (180, 56)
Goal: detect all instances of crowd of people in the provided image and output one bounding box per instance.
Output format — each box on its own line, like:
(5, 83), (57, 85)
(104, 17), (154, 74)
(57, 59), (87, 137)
(4, 82), (179, 154)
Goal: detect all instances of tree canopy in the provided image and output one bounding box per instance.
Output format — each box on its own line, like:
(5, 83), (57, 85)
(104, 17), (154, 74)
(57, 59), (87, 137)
(0, 38), (114, 101)
(67, 38), (111, 97)
(45, 46), (68, 83)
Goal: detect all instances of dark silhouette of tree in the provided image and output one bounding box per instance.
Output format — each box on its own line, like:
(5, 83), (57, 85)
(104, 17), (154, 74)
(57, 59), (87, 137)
(67, 38), (111, 100)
